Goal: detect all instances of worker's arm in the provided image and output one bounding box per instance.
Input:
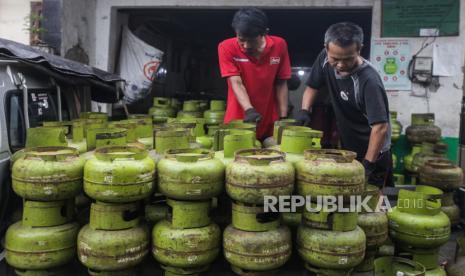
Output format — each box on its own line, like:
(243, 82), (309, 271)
(294, 85), (319, 125)
(275, 79), (288, 117)
(365, 122), (389, 162)
(228, 75), (253, 111)
(301, 86), (319, 110)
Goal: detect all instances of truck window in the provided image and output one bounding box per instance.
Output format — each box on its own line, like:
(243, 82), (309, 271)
(27, 89), (59, 126)
(5, 89), (67, 152)
(5, 91), (26, 152)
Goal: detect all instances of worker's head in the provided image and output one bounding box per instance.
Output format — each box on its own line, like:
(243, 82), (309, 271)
(324, 22), (364, 73)
(231, 7), (269, 55)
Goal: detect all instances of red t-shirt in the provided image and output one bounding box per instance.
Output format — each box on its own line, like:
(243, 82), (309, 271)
(218, 35), (292, 140)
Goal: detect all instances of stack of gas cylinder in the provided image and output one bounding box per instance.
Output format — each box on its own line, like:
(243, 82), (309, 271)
(224, 148), (294, 274)
(388, 185), (451, 276)
(153, 148), (224, 275)
(6, 146), (83, 275)
(77, 145), (155, 274)
(296, 149), (367, 275)
(419, 158), (463, 226)
(7, 100), (465, 275)
(374, 111), (460, 274)
(403, 113), (442, 184)
(148, 98), (227, 151)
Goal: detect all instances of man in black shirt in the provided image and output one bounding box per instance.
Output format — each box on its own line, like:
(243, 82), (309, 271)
(296, 22), (392, 187)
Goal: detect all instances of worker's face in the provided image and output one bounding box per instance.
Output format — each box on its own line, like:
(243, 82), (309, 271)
(326, 42), (361, 73)
(236, 34), (265, 56)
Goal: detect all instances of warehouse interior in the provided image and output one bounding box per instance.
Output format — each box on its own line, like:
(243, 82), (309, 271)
(1, 1), (465, 275)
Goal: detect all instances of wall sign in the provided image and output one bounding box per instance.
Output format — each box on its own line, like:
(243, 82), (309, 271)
(371, 39), (411, 91)
(382, 0), (460, 37)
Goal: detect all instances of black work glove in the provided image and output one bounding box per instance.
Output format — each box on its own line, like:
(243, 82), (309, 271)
(362, 159), (377, 181)
(244, 108), (262, 123)
(295, 109), (311, 126)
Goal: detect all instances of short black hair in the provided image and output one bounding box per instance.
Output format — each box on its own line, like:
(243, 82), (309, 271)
(231, 7), (268, 38)
(324, 22), (364, 49)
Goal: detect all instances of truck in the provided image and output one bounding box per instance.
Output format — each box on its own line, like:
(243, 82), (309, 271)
(0, 38), (122, 244)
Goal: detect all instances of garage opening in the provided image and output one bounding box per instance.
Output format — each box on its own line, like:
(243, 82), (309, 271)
(118, 8), (372, 114)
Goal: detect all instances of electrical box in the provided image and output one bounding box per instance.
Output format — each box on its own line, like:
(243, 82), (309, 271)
(411, 56), (433, 84)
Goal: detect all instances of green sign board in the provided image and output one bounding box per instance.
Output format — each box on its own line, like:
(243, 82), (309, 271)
(382, 0), (460, 37)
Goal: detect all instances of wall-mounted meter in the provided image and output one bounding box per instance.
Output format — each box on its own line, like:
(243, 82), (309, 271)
(409, 56), (433, 85)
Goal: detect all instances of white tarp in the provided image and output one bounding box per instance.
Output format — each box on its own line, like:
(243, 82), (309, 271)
(118, 26), (164, 104)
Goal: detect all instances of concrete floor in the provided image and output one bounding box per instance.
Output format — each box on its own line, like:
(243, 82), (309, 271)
(0, 226), (463, 276)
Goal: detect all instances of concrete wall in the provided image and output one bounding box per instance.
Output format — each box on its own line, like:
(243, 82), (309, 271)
(61, 0), (96, 64)
(0, 0), (41, 44)
(371, 1), (465, 138)
(61, 0), (465, 138)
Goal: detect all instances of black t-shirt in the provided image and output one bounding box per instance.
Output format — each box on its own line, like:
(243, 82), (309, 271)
(306, 49), (391, 159)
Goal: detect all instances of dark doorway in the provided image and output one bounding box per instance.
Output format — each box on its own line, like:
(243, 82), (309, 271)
(121, 8), (372, 106)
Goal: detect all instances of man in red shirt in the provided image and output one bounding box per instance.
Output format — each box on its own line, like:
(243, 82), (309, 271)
(218, 7), (291, 140)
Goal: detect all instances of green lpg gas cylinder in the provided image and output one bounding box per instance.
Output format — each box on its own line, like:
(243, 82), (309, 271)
(158, 149), (224, 200)
(297, 224), (366, 272)
(388, 186), (450, 249)
(223, 224), (292, 273)
(152, 220), (221, 273)
(12, 146), (84, 201)
(419, 160), (463, 192)
(177, 100), (203, 118)
(213, 129), (256, 165)
(78, 223), (149, 273)
(84, 145), (155, 203)
(5, 221), (79, 271)
(204, 100), (226, 125)
(440, 192), (461, 227)
(406, 113), (441, 144)
(226, 149), (294, 204)
(374, 256), (426, 276)
(295, 149), (364, 200)
(411, 143), (447, 173)
(149, 97), (177, 120)
(272, 126), (323, 164)
(272, 119), (299, 145)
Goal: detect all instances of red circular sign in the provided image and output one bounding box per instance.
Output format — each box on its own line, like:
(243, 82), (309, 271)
(143, 61), (160, 81)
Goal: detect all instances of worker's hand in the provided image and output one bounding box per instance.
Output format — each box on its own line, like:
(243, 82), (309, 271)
(244, 108), (262, 123)
(362, 159), (377, 182)
(295, 109), (311, 126)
